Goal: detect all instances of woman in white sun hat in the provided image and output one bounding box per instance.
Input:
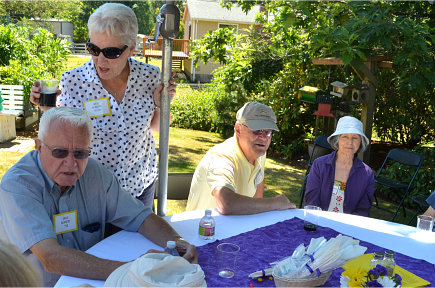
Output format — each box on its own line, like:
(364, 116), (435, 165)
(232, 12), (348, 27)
(304, 116), (375, 217)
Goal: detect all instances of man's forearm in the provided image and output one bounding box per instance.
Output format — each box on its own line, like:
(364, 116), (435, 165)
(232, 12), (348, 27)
(213, 187), (292, 215)
(31, 238), (126, 280)
(138, 213), (181, 247)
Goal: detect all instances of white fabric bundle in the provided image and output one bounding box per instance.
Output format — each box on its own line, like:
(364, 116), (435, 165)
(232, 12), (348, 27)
(273, 234), (367, 279)
(104, 253), (207, 287)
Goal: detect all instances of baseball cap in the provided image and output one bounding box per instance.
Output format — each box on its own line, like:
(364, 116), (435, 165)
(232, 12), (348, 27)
(236, 102), (279, 131)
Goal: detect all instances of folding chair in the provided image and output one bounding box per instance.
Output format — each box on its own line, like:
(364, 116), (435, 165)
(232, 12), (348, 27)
(299, 135), (334, 208)
(154, 172), (194, 215)
(407, 194), (430, 225)
(373, 148), (424, 222)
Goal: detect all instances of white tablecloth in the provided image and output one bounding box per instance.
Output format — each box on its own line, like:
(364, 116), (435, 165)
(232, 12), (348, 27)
(55, 209), (435, 287)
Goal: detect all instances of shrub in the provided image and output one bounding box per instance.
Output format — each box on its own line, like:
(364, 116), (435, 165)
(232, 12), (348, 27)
(0, 24), (69, 112)
(170, 85), (218, 132)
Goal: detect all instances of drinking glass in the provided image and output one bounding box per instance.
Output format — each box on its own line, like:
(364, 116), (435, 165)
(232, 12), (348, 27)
(304, 205), (321, 231)
(417, 215), (434, 232)
(38, 79), (58, 107)
(217, 243), (240, 278)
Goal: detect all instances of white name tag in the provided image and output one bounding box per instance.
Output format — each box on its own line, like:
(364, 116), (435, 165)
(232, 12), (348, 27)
(84, 97), (112, 118)
(54, 211), (78, 235)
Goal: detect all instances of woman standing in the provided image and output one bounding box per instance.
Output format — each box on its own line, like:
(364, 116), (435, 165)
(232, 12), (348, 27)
(30, 3), (175, 208)
(304, 116), (375, 216)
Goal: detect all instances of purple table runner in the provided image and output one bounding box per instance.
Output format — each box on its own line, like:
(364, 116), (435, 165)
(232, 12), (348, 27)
(197, 218), (434, 287)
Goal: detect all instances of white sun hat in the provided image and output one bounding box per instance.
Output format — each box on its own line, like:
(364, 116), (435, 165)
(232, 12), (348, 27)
(327, 116), (369, 150)
(104, 253), (206, 287)
(236, 102), (279, 131)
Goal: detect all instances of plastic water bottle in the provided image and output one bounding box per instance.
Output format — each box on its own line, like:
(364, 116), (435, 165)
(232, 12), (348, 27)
(164, 241), (179, 256)
(199, 209), (215, 240)
(383, 250), (396, 277)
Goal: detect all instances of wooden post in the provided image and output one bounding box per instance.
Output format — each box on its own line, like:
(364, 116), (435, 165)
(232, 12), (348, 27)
(358, 61), (377, 164)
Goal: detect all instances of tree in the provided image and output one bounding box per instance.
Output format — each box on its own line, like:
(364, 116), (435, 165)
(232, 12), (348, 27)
(191, 1), (434, 149)
(0, 0), (82, 21)
(0, 1), (160, 42)
(0, 0), (85, 41)
(72, 1), (156, 42)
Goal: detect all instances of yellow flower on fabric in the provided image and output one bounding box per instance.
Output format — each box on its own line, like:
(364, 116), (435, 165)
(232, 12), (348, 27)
(342, 266), (368, 287)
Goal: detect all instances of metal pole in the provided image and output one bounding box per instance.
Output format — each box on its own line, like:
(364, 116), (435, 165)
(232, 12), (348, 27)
(157, 38), (173, 216)
(157, 0), (179, 216)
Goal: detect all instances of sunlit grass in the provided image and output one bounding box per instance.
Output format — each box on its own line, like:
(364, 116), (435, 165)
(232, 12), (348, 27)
(154, 127), (224, 173)
(0, 143), (35, 181)
(65, 55), (91, 71)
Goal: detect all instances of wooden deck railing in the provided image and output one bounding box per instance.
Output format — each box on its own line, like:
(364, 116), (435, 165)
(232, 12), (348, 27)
(142, 37), (190, 60)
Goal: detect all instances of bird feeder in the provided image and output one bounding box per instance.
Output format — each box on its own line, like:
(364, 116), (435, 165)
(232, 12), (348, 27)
(330, 81), (352, 99)
(351, 84), (369, 103)
(298, 86), (323, 103)
(313, 94), (335, 118)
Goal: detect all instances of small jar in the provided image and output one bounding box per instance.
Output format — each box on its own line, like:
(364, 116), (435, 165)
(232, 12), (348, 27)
(383, 250), (396, 277)
(369, 252), (384, 269)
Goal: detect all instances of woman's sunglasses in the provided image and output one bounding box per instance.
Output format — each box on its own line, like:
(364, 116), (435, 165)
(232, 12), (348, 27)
(41, 141), (91, 160)
(86, 39), (128, 59)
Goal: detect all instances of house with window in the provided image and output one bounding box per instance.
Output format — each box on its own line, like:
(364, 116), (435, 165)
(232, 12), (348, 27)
(183, 0), (261, 82)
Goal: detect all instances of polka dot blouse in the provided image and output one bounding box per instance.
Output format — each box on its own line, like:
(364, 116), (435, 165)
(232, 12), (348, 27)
(57, 58), (160, 197)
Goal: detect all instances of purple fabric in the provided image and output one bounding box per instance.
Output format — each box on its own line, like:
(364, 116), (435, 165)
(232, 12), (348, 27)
(197, 218), (434, 287)
(305, 151), (375, 217)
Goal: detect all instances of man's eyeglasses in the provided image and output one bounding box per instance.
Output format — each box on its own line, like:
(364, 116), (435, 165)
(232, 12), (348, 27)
(242, 124), (274, 137)
(40, 141), (91, 160)
(86, 39), (128, 59)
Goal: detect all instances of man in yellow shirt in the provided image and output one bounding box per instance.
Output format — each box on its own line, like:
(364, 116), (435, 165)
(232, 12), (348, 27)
(186, 102), (296, 214)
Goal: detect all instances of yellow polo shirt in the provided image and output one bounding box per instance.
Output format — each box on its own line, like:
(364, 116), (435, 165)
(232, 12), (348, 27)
(186, 136), (265, 211)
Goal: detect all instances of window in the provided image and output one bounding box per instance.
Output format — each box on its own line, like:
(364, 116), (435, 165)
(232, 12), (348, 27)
(218, 24), (238, 33)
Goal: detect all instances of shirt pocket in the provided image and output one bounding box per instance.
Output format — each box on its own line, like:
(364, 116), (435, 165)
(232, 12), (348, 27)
(79, 230), (103, 250)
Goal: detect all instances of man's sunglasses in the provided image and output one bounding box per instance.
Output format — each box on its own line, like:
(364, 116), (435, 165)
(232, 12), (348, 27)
(40, 141), (91, 160)
(86, 39), (128, 59)
(242, 124), (274, 137)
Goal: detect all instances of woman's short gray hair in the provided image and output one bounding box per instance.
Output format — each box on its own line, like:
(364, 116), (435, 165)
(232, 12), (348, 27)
(38, 107), (93, 142)
(88, 3), (138, 46)
(0, 240), (42, 287)
(328, 134), (368, 154)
